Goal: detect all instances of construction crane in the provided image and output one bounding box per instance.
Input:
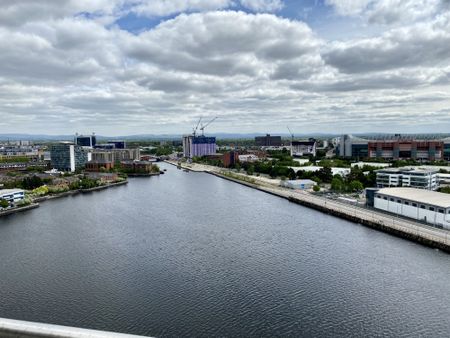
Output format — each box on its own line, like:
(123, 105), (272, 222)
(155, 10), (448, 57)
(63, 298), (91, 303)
(200, 117), (218, 136)
(287, 126), (294, 143)
(287, 126), (295, 157)
(192, 117), (202, 136)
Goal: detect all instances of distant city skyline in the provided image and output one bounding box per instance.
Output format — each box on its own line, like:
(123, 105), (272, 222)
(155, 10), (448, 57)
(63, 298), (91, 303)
(1, 1), (449, 135)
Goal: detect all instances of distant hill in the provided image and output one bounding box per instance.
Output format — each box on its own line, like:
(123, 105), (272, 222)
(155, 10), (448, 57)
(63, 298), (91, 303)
(2, 132), (447, 142)
(0, 132), (340, 141)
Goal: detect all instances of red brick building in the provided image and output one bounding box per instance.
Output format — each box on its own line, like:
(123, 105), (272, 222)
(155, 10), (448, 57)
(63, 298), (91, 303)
(368, 140), (444, 161)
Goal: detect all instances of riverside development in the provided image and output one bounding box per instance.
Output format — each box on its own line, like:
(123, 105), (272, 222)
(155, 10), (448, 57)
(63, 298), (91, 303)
(2, 134), (450, 337)
(1, 162), (450, 337)
(170, 161), (450, 252)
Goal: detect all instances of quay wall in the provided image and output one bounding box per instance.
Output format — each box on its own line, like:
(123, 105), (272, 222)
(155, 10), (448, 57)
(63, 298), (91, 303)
(208, 171), (450, 253)
(1, 181), (128, 217)
(0, 203), (39, 218)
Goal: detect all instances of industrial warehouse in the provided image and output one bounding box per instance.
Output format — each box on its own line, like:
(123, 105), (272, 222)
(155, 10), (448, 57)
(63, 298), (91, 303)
(373, 188), (450, 229)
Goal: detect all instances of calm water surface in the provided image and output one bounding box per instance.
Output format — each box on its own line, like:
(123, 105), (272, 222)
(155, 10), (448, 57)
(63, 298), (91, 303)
(1, 163), (450, 337)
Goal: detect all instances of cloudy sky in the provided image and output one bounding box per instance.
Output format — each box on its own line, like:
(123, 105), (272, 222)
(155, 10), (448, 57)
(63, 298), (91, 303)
(1, 0), (449, 136)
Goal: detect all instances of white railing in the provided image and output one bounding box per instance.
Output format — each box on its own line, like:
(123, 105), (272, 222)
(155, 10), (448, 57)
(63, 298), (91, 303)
(0, 318), (150, 338)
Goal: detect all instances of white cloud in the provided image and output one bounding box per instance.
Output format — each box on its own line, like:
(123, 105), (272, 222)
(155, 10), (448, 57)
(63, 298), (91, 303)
(325, 0), (371, 16)
(130, 0), (284, 17)
(123, 11), (321, 79)
(323, 13), (450, 73)
(131, 0), (232, 17)
(326, 0), (448, 25)
(0, 0), (125, 27)
(240, 0), (284, 12)
(0, 2), (449, 134)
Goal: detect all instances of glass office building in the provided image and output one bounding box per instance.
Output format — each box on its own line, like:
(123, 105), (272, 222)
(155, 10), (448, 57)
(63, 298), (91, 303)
(50, 143), (87, 172)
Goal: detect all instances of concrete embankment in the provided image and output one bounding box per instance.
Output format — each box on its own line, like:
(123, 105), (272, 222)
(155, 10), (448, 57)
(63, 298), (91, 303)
(163, 160), (207, 172)
(80, 180), (128, 193)
(1, 181), (129, 217)
(0, 203), (40, 217)
(126, 172), (161, 177)
(208, 171), (450, 253)
(34, 180), (129, 202)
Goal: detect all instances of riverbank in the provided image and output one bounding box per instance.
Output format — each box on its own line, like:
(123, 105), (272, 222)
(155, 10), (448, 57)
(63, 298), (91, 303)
(212, 171), (450, 252)
(1, 181), (129, 217)
(168, 160), (450, 253)
(35, 180), (129, 202)
(126, 172), (161, 177)
(0, 203), (39, 217)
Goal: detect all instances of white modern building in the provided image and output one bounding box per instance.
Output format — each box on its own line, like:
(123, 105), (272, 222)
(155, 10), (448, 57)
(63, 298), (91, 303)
(281, 179), (316, 190)
(0, 189), (25, 207)
(374, 188), (450, 229)
(290, 166), (351, 177)
(351, 162), (391, 169)
(291, 139), (317, 157)
(376, 167), (438, 190)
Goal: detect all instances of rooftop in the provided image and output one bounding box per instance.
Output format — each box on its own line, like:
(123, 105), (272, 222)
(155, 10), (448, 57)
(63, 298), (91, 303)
(0, 189), (24, 195)
(377, 167), (438, 174)
(377, 187), (450, 208)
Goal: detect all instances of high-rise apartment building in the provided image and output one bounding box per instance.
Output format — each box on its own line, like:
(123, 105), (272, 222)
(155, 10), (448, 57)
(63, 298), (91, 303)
(50, 143), (87, 172)
(183, 135), (216, 158)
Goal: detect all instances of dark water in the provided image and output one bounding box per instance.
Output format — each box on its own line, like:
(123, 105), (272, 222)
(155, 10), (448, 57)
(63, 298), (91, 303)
(1, 163), (450, 337)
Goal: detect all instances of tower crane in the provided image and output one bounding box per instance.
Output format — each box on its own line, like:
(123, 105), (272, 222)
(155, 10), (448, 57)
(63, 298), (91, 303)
(192, 117), (202, 136)
(287, 126), (295, 157)
(200, 117), (218, 136)
(287, 126), (294, 143)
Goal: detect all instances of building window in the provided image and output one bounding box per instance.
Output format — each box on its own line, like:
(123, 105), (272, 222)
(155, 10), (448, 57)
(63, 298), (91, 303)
(397, 199), (402, 203)
(438, 209), (444, 214)
(390, 198), (394, 202)
(405, 202), (409, 205)
(420, 205), (426, 209)
(412, 203), (417, 207)
(429, 207), (435, 211)
(383, 197), (388, 200)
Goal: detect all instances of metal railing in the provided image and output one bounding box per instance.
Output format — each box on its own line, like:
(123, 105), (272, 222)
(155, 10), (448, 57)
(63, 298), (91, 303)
(0, 318), (150, 338)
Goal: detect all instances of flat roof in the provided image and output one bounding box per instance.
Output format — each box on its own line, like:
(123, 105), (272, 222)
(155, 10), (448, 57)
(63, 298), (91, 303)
(377, 187), (450, 208)
(0, 189), (24, 195)
(286, 179), (316, 184)
(377, 167), (437, 174)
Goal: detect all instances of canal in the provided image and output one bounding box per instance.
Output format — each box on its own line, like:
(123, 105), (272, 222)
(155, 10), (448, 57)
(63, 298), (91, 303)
(1, 163), (450, 337)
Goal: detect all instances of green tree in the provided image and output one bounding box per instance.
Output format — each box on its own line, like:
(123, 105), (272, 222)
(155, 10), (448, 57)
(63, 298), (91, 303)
(20, 175), (44, 190)
(0, 199), (9, 209)
(246, 165), (255, 175)
(349, 180), (364, 192)
(313, 185), (320, 192)
(331, 176), (345, 192)
(439, 186), (450, 194)
(317, 167), (333, 183)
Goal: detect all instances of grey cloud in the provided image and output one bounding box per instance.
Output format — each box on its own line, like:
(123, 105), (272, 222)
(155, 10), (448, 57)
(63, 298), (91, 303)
(323, 14), (450, 74)
(0, 0), (123, 27)
(0, 3), (449, 134)
(123, 11), (321, 80)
